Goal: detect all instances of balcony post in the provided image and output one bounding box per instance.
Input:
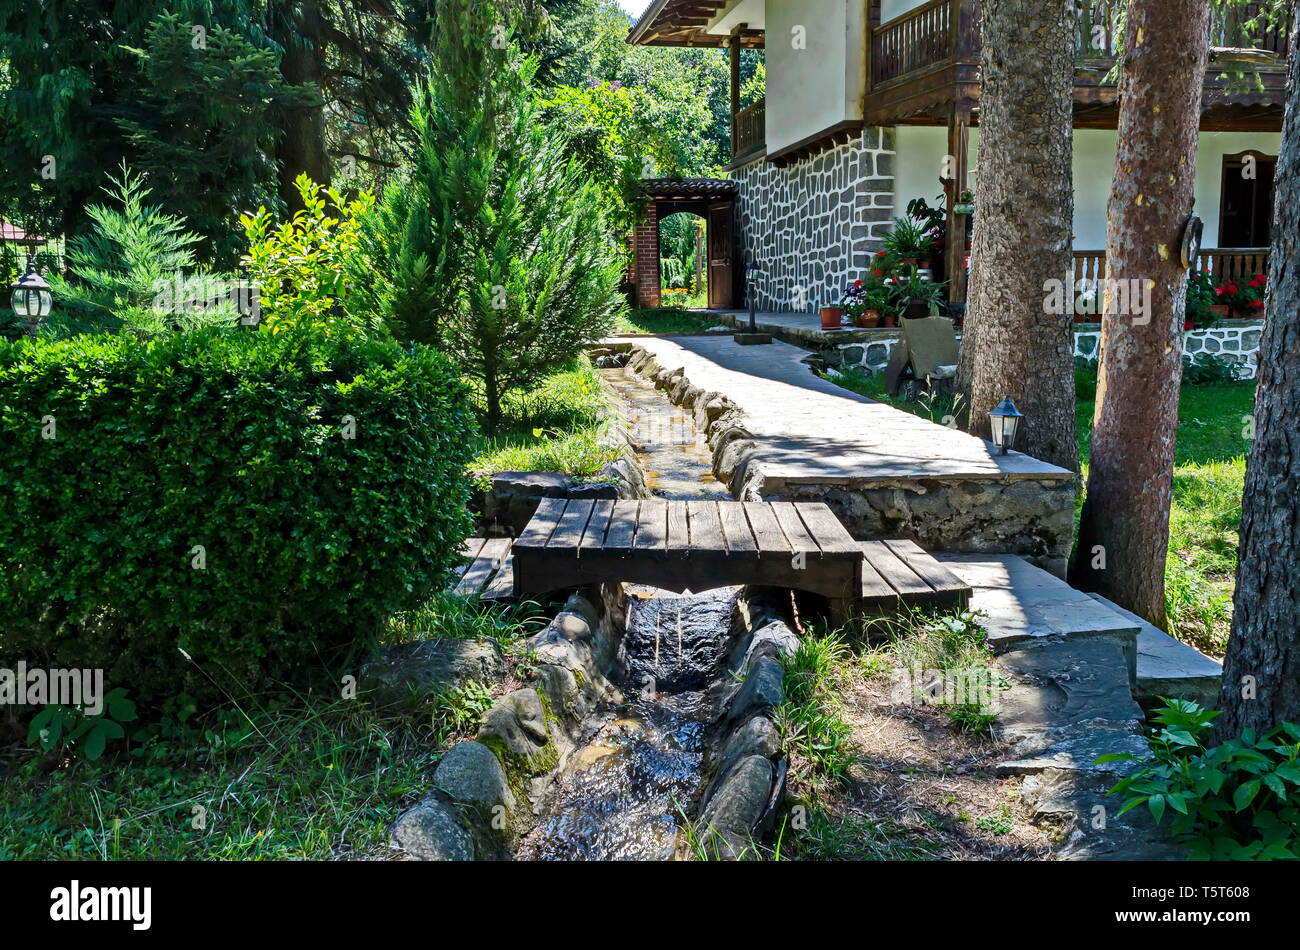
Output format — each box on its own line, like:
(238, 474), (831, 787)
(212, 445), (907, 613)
(730, 24), (746, 159)
(945, 102), (971, 303)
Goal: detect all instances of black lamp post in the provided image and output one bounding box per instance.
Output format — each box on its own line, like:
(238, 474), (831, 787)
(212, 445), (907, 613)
(987, 395), (1023, 455)
(745, 254), (761, 332)
(10, 260), (52, 337)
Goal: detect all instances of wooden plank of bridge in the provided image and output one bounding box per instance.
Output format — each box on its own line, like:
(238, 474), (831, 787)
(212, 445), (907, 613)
(794, 504), (861, 554)
(481, 547), (517, 600)
(859, 539), (970, 608)
(744, 501), (791, 557)
(719, 502), (757, 553)
(603, 499), (640, 554)
(550, 499), (596, 550)
(667, 500), (690, 551)
(882, 539), (971, 605)
(455, 537), (510, 596)
(686, 500), (727, 554)
(515, 497), (566, 548)
(770, 501), (819, 554)
(580, 498), (615, 553)
(457, 537), (487, 577)
(635, 499), (670, 557)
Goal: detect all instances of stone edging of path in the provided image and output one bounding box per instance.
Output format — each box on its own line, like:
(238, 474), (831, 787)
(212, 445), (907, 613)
(599, 339), (1076, 576)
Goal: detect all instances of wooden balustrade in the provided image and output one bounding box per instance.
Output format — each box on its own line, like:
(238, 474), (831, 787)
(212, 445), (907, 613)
(1071, 248), (1271, 292)
(868, 0), (1291, 90)
(733, 97), (765, 161)
(870, 0), (955, 88)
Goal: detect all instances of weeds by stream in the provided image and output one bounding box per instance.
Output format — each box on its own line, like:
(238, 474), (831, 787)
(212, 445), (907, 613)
(770, 610), (1053, 861)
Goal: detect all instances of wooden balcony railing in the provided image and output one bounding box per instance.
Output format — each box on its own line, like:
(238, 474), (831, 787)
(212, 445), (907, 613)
(1071, 248), (1271, 293)
(869, 0), (1292, 90)
(733, 97), (765, 161)
(870, 0), (957, 88)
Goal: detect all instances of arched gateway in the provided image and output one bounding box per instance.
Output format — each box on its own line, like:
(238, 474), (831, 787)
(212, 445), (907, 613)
(632, 178), (741, 310)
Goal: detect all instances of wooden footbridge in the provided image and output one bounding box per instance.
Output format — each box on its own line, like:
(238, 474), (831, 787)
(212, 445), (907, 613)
(456, 498), (970, 615)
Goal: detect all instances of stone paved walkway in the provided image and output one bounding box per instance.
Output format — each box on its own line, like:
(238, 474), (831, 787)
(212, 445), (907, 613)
(619, 335), (1072, 486)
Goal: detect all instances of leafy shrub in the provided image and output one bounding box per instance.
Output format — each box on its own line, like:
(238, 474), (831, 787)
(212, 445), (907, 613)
(1182, 353), (1241, 386)
(0, 329), (476, 708)
(27, 688), (138, 761)
(241, 175), (378, 337)
(1101, 699), (1300, 860)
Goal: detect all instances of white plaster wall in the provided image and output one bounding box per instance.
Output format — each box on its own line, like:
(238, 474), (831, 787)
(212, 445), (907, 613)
(708, 0), (766, 35)
(880, 0), (929, 21)
(765, 0), (864, 153)
(892, 126), (1281, 251)
(892, 125), (973, 220)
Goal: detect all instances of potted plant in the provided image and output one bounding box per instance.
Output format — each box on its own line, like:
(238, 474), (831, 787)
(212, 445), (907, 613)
(1215, 273), (1267, 319)
(819, 304), (845, 329)
(883, 217), (935, 269)
(841, 279), (889, 328)
(1185, 270), (1222, 330)
(888, 266), (947, 321)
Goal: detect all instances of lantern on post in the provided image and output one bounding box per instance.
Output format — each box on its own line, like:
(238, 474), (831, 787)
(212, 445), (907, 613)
(10, 261), (52, 337)
(987, 395), (1023, 455)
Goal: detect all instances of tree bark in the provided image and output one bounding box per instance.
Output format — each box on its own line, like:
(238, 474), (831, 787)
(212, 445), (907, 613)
(957, 0), (1077, 472)
(1215, 2), (1300, 738)
(276, 0), (331, 210)
(1070, 0), (1210, 627)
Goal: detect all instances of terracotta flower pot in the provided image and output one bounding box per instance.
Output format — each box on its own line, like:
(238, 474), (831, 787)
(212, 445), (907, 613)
(1211, 304), (1230, 321)
(854, 309), (882, 328)
(882, 314), (899, 329)
(819, 306), (844, 330)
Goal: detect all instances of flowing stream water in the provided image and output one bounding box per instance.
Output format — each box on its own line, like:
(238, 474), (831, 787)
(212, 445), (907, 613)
(515, 366), (738, 861)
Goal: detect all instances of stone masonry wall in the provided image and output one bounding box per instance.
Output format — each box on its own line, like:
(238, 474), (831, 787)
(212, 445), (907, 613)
(734, 128), (895, 313)
(836, 320), (1267, 380)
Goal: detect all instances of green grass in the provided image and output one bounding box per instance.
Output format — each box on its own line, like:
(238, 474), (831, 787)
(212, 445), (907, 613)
(864, 607), (1002, 734)
(614, 306), (719, 335)
(830, 366), (1252, 656)
(774, 631), (856, 789)
(469, 356), (620, 484)
(0, 594), (537, 860)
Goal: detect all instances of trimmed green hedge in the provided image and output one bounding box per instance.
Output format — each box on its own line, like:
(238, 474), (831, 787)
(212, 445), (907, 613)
(0, 329), (476, 705)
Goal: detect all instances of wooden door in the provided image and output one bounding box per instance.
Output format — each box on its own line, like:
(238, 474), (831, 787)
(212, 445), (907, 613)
(707, 202), (735, 309)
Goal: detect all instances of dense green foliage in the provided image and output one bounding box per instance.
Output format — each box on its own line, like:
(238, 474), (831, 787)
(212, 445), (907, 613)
(1103, 699), (1300, 860)
(363, 8), (624, 433)
(47, 165), (240, 336)
(114, 13), (318, 263)
(242, 175), (377, 336)
(0, 329), (476, 706)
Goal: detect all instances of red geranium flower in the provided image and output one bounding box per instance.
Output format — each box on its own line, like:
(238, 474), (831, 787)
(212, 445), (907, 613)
(1250, 299), (1264, 308)
(854, 279), (863, 288)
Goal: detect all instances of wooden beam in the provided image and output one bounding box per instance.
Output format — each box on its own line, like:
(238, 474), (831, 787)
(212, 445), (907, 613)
(945, 103), (970, 304)
(730, 23), (745, 159)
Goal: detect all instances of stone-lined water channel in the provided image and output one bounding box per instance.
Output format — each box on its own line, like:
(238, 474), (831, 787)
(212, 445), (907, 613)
(513, 366), (741, 860)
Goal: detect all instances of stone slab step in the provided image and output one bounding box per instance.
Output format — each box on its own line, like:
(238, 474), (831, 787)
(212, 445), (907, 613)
(1086, 592), (1223, 709)
(935, 554), (1140, 683)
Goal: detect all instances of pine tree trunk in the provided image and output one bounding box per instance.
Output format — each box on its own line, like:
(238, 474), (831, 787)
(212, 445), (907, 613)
(276, 0), (330, 210)
(1070, 0), (1210, 626)
(1215, 3), (1300, 738)
(957, 0), (1077, 472)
